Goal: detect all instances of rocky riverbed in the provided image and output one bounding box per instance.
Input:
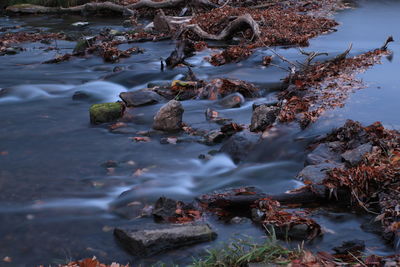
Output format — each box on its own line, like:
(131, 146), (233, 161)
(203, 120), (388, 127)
(0, 0), (400, 266)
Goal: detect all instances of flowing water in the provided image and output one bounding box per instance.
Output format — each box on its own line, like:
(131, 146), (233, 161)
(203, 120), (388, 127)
(0, 0), (399, 266)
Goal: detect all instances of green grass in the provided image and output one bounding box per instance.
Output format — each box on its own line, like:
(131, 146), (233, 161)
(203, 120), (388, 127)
(190, 235), (299, 267)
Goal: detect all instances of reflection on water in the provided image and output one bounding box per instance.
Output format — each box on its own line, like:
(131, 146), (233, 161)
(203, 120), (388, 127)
(0, 0), (400, 265)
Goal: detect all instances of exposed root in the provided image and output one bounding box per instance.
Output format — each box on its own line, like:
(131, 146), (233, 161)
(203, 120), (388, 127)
(182, 13), (260, 41)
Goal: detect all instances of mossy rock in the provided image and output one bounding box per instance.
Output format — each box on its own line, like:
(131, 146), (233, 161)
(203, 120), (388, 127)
(89, 102), (124, 124)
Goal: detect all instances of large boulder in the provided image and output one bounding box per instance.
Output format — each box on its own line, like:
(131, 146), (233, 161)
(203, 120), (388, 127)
(220, 130), (261, 163)
(250, 104), (279, 132)
(119, 89), (165, 107)
(114, 223), (217, 256)
(153, 100), (184, 131)
(89, 102), (124, 124)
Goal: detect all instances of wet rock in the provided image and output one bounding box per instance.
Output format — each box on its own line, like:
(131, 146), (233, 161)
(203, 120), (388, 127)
(153, 100), (184, 132)
(250, 105), (280, 132)
(220, 130), (261, 163)
(73, 36), (96, 54)
(218, 93), (245, 108)
(89, 102), (124, 124)
(203, 130), (225, 145)
(333, 240), (365, 254)
(114, 223), (217, 256)
(297, 162), (345, 197)
(230, 216), (250, 224)
(72, 91), (90, 101)
(198, 186), (266, 212)
(305, 142), (343, 165)
(122, 20), (132, 28)
(119, 89), (165, 107)
(341, 143), (372, 166)
(101, 160), (118, 168)
(297, 162), (344, 184)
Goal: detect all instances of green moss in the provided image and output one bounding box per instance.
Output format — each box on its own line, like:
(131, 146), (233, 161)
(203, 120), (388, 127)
(89, 102), (123, 124)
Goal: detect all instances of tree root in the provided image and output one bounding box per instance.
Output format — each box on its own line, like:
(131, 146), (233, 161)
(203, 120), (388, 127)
(180, 13), (261, 41)
(127, 0), (218, 9)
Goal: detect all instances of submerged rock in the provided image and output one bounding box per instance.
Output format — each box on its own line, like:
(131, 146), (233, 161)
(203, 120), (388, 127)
(119, 89), (165, 107)
(153, 100), (184, 131)
(89, 102), (124, 124)
(114, 223), (217, 256)
(341, 143), (372, 166)
(218, 93), (245, 108)
(250, 104), (279, 132)
(220, 130), (260, 163)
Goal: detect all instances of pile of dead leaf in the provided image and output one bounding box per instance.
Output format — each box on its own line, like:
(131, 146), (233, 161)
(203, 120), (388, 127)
(187, 5), (337, 65)
(318, 120), (400, 244)
(278, 46), (391, 128)
(254, 198), (321, 240)
(0, 31), (65, 55)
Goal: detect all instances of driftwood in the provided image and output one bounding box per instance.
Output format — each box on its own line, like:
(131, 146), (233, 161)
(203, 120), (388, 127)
(6, 0), (218, 15)
(6, 2), (136, 16)
(127, 0), (218, 9)
(181, 14), (261, 41)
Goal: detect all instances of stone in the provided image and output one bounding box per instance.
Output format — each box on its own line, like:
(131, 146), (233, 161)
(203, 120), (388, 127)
(250, 105), (280, 132)
(341, 143), (372, 166)
(305, 142), (343, 165)
(72, 91), (90, 101)
(153, 100), (184, 132)
(218, 93), (245, 108)
(89, 102), (124, 124)
(297, 162), (344, 197)
(220, 130), (261, 163)
(203, 130), (225, 145)
(333, 240), (365, 254)
(119, 89), (165, 107)
(114, 223), (217, 256)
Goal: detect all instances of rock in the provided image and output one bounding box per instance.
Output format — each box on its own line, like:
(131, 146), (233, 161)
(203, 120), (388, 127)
(101, 160), (118, 168)
(341, 143), (372, 166)
(203, 130), (225, 145)
(72, 91), (90, 101)
(218, 93), (245, 108)
(250, 105), (280, 132)
(333, 240), (365, 254)
(305, 142), (343, 165)
(114, 223), (217, 256)
(119, 89), (165, 107)
(297, 162), (344, 197)
(71, 21), (89, 27)
(220, 130), (261, 163)
(89, 102), (124, 124)
(229, 217), (250, 224)
(113, 35), (127, 42)
(122, 20), (132, 28)
(153, 100), (184, 132)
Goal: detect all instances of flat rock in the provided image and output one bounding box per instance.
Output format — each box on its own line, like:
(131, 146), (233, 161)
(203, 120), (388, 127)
(119, 89), (165, 107)
(114, 223), (217, 256)
(220, 130), (261, 163)
(341, 143), (372, 166)
(333, 239), (365, 254)
(250, 105), (280, 132)
(153, 100), (184, 132)
(305, 142), (343, 165)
